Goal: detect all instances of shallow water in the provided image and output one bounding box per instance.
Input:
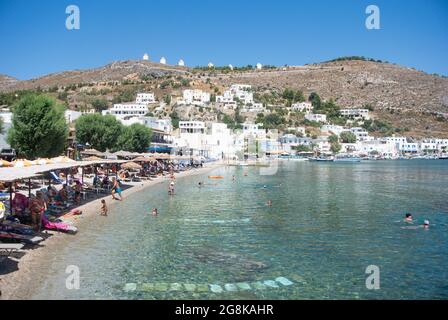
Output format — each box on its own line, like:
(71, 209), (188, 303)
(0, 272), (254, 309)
(32, 160), (448, 299)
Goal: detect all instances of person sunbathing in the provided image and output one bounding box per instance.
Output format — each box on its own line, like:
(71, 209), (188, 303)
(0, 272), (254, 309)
(55, 185), (69, 203)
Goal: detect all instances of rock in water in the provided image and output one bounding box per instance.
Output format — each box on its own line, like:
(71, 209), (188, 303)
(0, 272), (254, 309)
(236, 282), (252, 290)
(275, 277), (293, 286)
(263, 280), (279, 288)
(183, 283), (197, 292)
(170, 283), (183, 291)
(251, 281), (267, 290)
(209, 284), (224, 293)
(123, 283), (137, 292)
(224, 283), (238, 292)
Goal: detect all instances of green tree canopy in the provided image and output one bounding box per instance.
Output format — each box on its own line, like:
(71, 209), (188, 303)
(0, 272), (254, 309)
(330, 141), (342, 154)
(328, 134), (339, 143)
(75, 114), (123, 152)
(117, 123), (152, 153)
(7, 94), (68, 159)
(91, 98), (109, 112)
(308, 92), (321, 108)
(340, 131), (357, 143)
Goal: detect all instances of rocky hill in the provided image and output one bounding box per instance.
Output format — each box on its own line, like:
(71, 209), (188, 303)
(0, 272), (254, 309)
(1, 59), (447, 138)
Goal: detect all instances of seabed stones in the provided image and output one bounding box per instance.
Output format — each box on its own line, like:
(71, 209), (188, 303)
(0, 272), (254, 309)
(124, 276), (299, 294)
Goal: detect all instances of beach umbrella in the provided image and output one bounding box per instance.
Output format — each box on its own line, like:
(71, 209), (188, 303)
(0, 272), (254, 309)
(0, 159), (12, 167)
(121, 161), (142, 170)
(81, 148), (104, 156)
(35, 158), (53, 165)
(12, 159), (34, 167)
(51, 156), (76, 163)
(83, 156), (103, 161)
(133, 156), (156, 162)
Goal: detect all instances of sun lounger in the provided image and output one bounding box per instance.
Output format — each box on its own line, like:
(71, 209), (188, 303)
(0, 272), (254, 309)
(0, 243), (24, 261)
(50, 171), (66, 184)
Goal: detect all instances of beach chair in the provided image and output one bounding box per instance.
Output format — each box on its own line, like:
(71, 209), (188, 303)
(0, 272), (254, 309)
(0, 243), (24, 262)
(50, 171), (66, 184)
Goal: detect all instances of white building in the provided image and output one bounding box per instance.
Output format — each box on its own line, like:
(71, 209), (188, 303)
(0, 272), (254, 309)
(160, 57), (167, 64)
(340, 108), (370, 120)
(178, 59), (185, 66)
(102, 102), (149, 119)
(142, 53), (149, 61)
(321, 124), (345, 136)
(350, 127), (371, 141)
(305, 113), (327, 123)
(136, 93), (156, 104)
(178, 89), (210, 106)
(64, 110), (82, 124)
(256, 63), (262, 70)
(240, 103), (265, 113)
(0, 108), (12, 124)
(291, 102), (313, 113)
(242, 122), (266, 139)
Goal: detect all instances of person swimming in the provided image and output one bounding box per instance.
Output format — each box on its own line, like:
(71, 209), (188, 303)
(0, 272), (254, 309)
(404, 213), (413, 222)
(423, 220), (430, 229)
(152, 208), (158, 216)
(266, 200), (272, 206)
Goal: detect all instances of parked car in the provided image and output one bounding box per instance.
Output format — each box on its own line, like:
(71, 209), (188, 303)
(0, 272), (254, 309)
(0, 148), (17, 162)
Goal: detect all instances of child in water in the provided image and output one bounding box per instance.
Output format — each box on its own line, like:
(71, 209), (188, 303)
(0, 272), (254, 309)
(404, 213), (413, 222)
(100, 199), (108, 216)
(152, 208), (158, 216)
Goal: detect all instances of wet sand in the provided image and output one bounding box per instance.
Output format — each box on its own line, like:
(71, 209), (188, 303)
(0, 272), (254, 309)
(0, 164), (221, 300)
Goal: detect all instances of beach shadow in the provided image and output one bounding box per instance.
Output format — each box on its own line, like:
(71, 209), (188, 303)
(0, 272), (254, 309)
(0, 258), (19, 275)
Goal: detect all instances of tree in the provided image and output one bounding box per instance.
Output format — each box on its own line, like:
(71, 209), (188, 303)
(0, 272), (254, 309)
(117, 124), (152, 153)
(262, 113), (285, 129)
(330, 142), (342, 154)
(7, 94), (68, 159)
(328, 134), (339, 143)
(308, 92), (321, 108)
(170, 111), (180, 129)
(340, 131), (357, 143)
(91, 98), (109, 112)
(75, 114), (123, 152)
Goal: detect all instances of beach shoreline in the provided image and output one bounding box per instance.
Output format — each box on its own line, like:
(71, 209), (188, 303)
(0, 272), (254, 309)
(0, 163), (222, 300)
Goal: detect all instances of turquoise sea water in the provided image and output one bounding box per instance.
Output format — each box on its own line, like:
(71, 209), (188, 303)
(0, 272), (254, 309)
(32, 160), (448, 299)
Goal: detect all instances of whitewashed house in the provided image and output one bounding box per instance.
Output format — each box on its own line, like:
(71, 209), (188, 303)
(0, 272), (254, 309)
(350, 127), (371, 141)
(136, 93), (156, 104)
(291, 102), (313, 113)
(305, 113), (327, 123)
(178, 89), (210, 106)
(102, 102), (149, 119)
(321, 124), (345, 136)
(340, 108), (370, 120)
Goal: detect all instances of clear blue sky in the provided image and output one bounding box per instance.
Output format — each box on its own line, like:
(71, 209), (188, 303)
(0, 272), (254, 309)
(0, 0), (447, 80)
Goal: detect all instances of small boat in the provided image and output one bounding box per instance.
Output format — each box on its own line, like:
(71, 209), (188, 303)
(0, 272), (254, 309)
(309, 157), (334, 162)
(334, 157), (362, 162)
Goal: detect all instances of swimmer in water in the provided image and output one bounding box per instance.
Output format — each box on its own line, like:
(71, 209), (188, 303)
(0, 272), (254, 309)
(232, 175), (235, 182)
(152, 208), (158, 216)
(423, 220), (429, 229)
(266, 200), (272, 206)
(404, 213), (413, 222)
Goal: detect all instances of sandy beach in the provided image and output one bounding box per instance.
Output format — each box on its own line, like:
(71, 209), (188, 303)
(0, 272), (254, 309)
(0, 163), (222, 300)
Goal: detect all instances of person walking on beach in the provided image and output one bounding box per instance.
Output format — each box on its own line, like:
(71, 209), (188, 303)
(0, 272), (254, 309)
(100, 199), (108, 216)
(111, 177), (123, 201)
